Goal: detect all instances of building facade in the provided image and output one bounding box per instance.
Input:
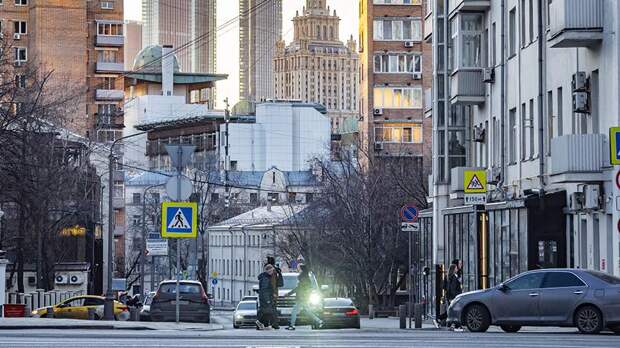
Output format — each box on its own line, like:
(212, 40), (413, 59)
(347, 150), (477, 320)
(274, 0), (359, 132)
(0, 0), (125, 139)
(124, 20), (143, 71)
(425, 0), (620, 305)
(358, 0), (432, 163)
(239, 0), (283, 102)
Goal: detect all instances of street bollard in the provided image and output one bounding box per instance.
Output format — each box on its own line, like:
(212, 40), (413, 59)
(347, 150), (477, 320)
(414, 303), (423, 329)
(130, 307), (140, 321)
(88, 308), (96, 320)
(47, 306), (54, 319)
(24, 295), (32, 317)
(399, 304), (407, 329)
(368, 304), (374, 320)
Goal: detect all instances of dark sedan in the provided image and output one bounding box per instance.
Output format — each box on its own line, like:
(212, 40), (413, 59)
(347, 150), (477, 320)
(448, 269), (620, 334)
(150, 280), (211, 323)
(315, 298), (361, 329)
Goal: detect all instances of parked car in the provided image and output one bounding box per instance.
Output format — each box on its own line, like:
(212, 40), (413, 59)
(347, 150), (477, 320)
(31, 295), (129, 321)
(447, 269), (620, 334)
(315, 298), (361, 329)
(140, 291), (157, 321)
(150, 280), (211, 323)
(233, 300), (258, 329)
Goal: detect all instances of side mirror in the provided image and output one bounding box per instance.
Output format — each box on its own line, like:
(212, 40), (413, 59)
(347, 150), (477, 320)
(320, 285), (329, 291)
(498, 283), (509, 292)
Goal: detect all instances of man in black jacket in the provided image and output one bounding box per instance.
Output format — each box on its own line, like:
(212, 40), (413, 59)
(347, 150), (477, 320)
(265, 257), (283, 329)
(256, 264), (277, 330)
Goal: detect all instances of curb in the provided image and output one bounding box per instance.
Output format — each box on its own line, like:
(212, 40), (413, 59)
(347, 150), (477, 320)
(0, 323), (224, 331)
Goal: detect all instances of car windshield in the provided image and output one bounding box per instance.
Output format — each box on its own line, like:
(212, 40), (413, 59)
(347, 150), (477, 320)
(159, 283), (202, 294)
(282, 275), (299, 290)
(323, 298), (353, 307)
(586, 270), (620, 285)
(237, 302), (257, 310)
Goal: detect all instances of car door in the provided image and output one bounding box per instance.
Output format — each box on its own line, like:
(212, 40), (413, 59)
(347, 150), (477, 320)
(83, 297), (105, 319)
(493, 272), (545, 324)
(56, 298), (85, 319)
(539, 271), (587, 324)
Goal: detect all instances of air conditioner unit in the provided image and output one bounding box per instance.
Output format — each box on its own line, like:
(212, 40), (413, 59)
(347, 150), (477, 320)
(412, 72), (422, 80)
(487, 167), (502, 185)
(28, 276), (36, 286)
(473, 126), (486, 143)
(69, 274), (84, 285)
(573, 91), (590, 114)
(404, 41), (414, 48)
(483, 67), (495, 83)
(55, 274), (69, 285)
(572, 72), (589, 92)
(373, 108), (383, 116)
(569, 192), (584, 211)
(374, 143), (384, 151)
(13, 33), (21, 40)
(583, 185), (601, 210)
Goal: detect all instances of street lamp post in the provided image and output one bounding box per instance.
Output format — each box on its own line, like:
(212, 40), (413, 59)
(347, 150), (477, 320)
(104, 131), (148, 321)
(141, 183), (164, 297)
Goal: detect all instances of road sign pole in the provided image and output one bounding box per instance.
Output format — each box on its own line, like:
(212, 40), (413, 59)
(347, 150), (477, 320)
(408, 227), (412, 329)
(176, 238), (180, 324)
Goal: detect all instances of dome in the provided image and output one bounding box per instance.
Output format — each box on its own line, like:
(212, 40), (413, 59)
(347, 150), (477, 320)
(132, 45), (181, 73)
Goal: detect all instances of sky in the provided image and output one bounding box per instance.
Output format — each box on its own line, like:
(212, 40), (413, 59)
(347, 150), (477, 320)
(124, 0), (359, 107)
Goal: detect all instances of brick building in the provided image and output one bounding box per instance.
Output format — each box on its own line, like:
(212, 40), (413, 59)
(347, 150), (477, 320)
(0, 0), (125, 139)
(358, 0), (431, 166)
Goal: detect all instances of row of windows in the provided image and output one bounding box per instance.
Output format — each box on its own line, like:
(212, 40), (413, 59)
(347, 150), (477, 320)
(373, 53), (421, 74)
(210, 258), (263, 278)
(373, 87), (423, 109)
(373, 18), (422, 41)
(97, 23), (123, 36)
(210, 234), (264, 247)
(375, 123), (423, 144)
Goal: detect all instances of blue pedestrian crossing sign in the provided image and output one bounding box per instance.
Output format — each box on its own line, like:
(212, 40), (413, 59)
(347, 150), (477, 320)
(161, 202), (198, 238)
(610, 127), (620, 165)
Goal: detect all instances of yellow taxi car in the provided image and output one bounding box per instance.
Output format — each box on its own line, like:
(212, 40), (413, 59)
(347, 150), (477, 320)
(32, 295), (130, 321)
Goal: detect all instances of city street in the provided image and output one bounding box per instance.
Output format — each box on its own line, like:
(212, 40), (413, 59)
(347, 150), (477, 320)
(0, 311), (619, 348)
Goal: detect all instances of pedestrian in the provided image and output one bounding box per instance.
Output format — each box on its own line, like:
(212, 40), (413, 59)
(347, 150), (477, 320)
(451, 259), (463, 279)
(256, 264), (277, 330)
(286, 264), (324, 331)
(446, 264), (463, 331)
(266, 256), (284, 329)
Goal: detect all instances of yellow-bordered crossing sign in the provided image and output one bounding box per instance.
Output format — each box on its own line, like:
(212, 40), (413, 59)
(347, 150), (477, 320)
(161, 202), (198, 238)
(464, 170), (487, 194)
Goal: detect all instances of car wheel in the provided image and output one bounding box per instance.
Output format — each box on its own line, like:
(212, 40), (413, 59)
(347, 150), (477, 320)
(464, 304), (491, 333)
(233, 324), (240, 329)
(500, 325), (521, 333)
(575, 306), (603, 334)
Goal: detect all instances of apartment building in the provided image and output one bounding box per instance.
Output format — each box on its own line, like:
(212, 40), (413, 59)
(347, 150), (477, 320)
(274, 0), (359, 132)
(0, 0), (125, 139)
(239, 0), (282, 102)
(124, 19), (142, 71)
(358, 0), (432, 165)
(423, 0), (620, 305)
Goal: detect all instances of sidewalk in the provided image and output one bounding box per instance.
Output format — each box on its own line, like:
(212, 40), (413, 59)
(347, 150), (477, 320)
(361, 316), (438, 330)
(0, 318), (223, 331)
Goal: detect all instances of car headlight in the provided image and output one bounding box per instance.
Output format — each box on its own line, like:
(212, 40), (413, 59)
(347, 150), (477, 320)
(309, 292), (322, 306)
(235, 314), (243, 320)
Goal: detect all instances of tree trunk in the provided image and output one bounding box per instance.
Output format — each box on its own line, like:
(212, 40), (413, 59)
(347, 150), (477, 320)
(17, 205), (25, 293)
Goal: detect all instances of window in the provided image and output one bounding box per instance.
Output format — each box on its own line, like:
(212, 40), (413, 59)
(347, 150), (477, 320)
(97, 50), (118, 63)
(132, 193), (141, 205)
(97, 22), (123, 36)
(374, 87), (423, 109)
(453, 13), (483, 69)
(491, 22), (497, 66)
(250, 193), (258, 204)
(374, 123), (423, 144)
(373, 53), (421, 73)
(557, 87), (563, 136)
(102, 77), (115, 90)
(14, 47), (26, 62)
(546, 91), (553, 155)
(509, 8), (516, 56)
(529, 0), (534, 43)
(520, 0), (526, 47)
(14, 21), (26, 35)
(509, 108), (516, 164)
(97, 104), (119, 115)
(132, 215), (140, 226)
(374, 0), (421, 4)
(521, 103), (527, 160)
(506, 272), (545, 290)
(542, 272), (586, 288)
(15, 0), (27, 5)
(211, 193), (219, 203)
(101, 1), (114, 9)
(373, 18), (421, 41)
(529, 99), (535, 158)
(14, 75), (25, 88)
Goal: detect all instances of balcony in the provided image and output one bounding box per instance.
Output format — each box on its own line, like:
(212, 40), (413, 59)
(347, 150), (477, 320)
(450, 69), (485, 104)
(96, 113), (124, 130)
(96, 35), (124, 47)
(96, 62), (124, 73)
(550, 134), (608, 182)
(548, 0), (603, 48)
(96, 89), (124, 101)
(448, 0), (490, 17)
(424, 88), (432, 113)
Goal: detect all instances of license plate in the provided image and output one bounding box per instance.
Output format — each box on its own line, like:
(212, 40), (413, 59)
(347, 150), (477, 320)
(172, 300), (189, 305)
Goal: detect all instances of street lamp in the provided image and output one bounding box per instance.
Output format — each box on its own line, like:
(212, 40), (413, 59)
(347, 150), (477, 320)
(104, 131), (148, 321)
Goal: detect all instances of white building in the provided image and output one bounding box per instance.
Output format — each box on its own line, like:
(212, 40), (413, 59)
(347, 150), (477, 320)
(424, 0), (620, 301)
(207, 205), (307, 304)
(223, 101), (332, 172)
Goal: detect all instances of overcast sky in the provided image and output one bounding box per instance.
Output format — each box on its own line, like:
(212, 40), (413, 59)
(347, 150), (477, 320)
(125, 0), (359, 107)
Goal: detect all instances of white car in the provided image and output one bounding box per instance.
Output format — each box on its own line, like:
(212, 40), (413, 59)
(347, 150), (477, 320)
(233, 301), (258, 329)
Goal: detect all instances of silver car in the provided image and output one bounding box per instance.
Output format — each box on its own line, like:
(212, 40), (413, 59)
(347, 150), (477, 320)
(233, 300), (258, 329)
(447, 269), (620, 334)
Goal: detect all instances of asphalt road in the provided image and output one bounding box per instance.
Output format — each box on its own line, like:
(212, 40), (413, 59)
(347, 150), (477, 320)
(0, 311), (618, 348)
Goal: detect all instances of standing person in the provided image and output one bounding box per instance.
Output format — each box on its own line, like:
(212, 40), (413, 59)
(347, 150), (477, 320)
(285, 265), (324, 331)
(451, 259), (463, 279)
(446, 264), (463, 331)
(256, 264), (277, 330)
(266, 256), (283, 329)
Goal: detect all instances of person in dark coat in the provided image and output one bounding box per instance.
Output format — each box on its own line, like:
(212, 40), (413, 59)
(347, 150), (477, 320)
(256, 264), (277, 330)
(446, 264), (462, 303)
(265, 256), (284, 329)
(286, 264), (323, 330)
